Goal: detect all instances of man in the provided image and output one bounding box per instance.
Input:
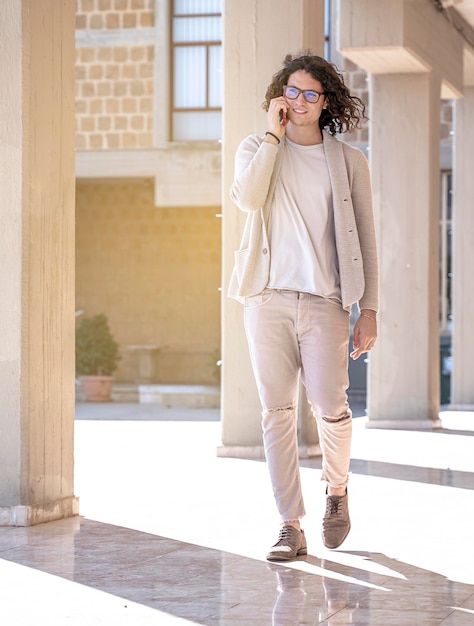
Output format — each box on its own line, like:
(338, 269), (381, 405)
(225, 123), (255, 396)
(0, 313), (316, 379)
(228, 52), (378, 561)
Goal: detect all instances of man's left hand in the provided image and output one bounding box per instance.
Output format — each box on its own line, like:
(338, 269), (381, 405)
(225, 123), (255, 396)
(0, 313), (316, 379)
(350, 310), (377, 360)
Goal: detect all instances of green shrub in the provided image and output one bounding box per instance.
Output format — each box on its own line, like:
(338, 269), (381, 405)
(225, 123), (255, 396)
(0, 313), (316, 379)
(75, 314), (120, 376)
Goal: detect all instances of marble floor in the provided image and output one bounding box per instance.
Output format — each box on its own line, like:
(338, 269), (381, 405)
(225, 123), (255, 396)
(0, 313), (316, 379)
(0, 403), (473, 625)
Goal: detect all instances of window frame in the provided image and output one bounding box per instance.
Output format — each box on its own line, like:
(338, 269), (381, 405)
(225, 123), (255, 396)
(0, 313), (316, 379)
(170, 1), (222, 141)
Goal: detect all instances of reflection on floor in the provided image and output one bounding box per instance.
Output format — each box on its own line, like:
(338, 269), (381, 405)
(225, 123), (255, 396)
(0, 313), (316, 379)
(0, 405), (473, 625)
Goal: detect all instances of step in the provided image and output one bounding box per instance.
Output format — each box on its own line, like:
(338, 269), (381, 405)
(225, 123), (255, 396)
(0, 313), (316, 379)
(139, 384), (220, 408)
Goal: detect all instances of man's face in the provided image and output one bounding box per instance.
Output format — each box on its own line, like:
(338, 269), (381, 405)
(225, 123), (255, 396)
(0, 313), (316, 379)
(284, 70), (326, 129)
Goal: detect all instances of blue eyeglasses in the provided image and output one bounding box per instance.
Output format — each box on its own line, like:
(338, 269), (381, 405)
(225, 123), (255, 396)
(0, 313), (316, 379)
(283, 85), (325, 104)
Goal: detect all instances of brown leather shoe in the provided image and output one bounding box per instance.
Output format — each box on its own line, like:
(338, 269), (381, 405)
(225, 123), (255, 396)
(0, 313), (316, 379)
(266, 526), (307, 562)
(322, 489), (351, 549)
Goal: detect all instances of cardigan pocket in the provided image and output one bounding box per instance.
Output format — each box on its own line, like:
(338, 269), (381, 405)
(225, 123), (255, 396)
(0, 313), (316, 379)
(233, 247), (250, 284)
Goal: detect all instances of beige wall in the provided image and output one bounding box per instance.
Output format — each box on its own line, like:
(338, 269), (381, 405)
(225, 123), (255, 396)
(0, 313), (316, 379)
(76, 179), (222, 384)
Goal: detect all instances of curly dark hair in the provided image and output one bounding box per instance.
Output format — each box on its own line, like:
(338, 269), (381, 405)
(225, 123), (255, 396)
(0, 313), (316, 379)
(263, 51), (367, 135)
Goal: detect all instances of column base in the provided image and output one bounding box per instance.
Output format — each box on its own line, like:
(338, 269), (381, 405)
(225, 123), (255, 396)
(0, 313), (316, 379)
(365, 418), (442, 430)
(445, 404), (474, 411)
(0, 496), (79, 527)
(216, 444), (321, 459)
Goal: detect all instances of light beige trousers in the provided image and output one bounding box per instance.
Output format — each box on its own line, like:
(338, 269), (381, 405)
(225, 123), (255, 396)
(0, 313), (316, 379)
(244, 289), (352, 522)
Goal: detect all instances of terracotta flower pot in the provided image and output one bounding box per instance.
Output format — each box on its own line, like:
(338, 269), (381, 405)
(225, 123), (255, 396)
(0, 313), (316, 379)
(79, 375), (114, 402)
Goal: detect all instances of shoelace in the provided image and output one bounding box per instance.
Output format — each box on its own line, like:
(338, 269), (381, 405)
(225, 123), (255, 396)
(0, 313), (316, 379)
(325, 496), (343, 517)
(277, 526), (296, 543)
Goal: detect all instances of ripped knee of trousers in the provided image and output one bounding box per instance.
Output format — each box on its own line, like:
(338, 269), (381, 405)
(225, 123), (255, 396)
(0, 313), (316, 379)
(263, 405), (295, 417)
(262, 405), (296, 429)
(319, 411), (352, 423)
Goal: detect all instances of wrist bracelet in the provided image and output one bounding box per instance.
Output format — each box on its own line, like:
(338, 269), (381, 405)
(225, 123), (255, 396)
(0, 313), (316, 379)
(361, 313), (376, 322)
(265, 131), (280, 144)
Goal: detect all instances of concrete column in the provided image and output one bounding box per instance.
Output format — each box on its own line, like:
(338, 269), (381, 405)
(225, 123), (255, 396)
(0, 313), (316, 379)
(219, 0), (324, 456)
(367, 72), (441, 429)
(451, 85), (474, 407)
(0, 1), (78, 524)
(337, 0), (464, 429)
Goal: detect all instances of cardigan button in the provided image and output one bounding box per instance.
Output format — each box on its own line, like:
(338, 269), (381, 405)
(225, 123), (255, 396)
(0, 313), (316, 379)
(262, 248), (268, 254)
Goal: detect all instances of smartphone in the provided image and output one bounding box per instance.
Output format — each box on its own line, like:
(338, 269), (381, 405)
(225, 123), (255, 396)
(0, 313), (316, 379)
(279, 107), (287, 126)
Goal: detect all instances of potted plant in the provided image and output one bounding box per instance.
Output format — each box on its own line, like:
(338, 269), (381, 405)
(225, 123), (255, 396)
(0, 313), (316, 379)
(76, 313), (121, 402)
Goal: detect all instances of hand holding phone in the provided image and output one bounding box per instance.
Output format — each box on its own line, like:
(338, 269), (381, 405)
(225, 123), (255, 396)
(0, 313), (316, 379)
(266, 97), (288, 140)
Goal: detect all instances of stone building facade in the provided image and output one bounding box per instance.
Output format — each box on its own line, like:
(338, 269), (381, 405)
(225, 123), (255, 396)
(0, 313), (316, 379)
(74, 0), (222, 386)
(74, 0), (455, 392)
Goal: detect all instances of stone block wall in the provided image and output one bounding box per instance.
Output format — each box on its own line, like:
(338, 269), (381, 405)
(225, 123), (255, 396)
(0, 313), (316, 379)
(75, 0), (155, 150)
(75, 0), (154, 30)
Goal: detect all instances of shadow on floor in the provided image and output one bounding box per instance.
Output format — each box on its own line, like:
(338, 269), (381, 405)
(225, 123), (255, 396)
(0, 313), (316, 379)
(298, 457), (474, 491)
(0, 517), (472, 625)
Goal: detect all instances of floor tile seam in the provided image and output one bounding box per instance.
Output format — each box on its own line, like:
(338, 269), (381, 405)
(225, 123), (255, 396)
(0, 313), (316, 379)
(87, 558), (256, 588)
(78, 519), (217, 547)
(73, 542), (186, 557)
(145, 602), (221, 623)
(421, 604), (469, 623)
(27, 556), (238, 582)
(0, 545), (59, 561)
(310, 567), (402, 592)
(0, 545), (31, 557)
(458, 590), (474, 608)
(218, 586), (306, 612)
(0, 531), (80, 551)
(0, 560), (250, 611)
(138, 590), (263, 615)
(439, 604), (472, 622)
(390, 566), (474, 592)
(317, 605), (350, 625)
(0, 546), (196, 576)
(0, 541), (155, 561)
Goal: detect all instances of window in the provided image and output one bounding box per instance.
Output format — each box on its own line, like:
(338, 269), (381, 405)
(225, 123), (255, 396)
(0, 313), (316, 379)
(324, 0), (331, 60)
(439, 170), (453, 334)
(171, 0), (223, 141)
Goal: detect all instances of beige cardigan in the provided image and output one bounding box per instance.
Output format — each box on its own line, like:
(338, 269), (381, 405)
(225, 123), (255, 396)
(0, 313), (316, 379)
(228, 130), (378, 312)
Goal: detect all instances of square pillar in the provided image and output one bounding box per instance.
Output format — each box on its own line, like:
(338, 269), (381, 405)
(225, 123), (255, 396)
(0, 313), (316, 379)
(0, 0), (78, 524)
(219, 0), (325, 456)
(451, 86), (474, 407)
(367, 72), (441, 429)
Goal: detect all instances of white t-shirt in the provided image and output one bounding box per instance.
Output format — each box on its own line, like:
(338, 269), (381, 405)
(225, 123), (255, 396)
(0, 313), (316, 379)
(267, 137), (341, 300)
